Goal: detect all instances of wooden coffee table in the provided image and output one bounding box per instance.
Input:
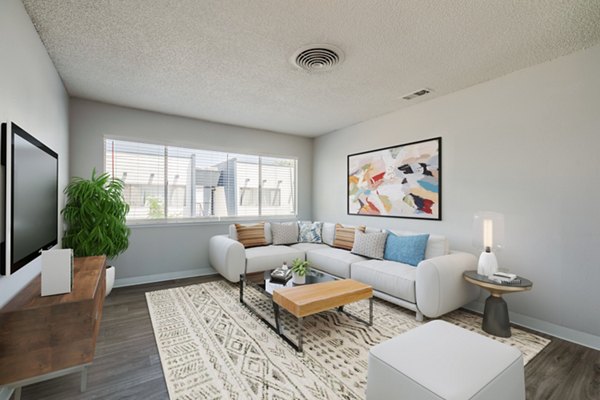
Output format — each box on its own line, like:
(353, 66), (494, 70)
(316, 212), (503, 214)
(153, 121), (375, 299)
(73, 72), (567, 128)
(272, 279), (373, 352)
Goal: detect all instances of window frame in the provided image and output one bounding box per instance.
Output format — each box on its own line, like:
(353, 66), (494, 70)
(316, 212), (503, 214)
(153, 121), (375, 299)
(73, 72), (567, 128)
(104, 136), (299, 226)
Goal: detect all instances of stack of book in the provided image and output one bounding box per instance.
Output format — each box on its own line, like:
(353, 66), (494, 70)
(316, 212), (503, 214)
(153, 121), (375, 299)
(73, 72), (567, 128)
(489, 272), (520, 284)
(270, 266), (292, 283)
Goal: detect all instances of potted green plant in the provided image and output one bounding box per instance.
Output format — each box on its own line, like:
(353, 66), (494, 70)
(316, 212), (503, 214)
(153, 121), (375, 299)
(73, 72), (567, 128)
(62, 169), (130, 296)
(291, 258), (309, 285)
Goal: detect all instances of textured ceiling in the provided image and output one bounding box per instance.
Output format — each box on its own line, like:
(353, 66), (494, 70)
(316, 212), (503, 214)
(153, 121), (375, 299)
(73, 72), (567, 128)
(22, 0), (600, 136)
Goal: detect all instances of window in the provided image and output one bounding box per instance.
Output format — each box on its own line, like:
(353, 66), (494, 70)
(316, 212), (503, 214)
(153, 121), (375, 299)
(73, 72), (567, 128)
(105, 139), (297, 222)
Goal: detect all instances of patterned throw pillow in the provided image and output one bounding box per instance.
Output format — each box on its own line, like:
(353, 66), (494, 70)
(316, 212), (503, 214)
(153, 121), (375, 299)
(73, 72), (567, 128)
(383, 231), (430, 266)
(298, 221), (323, 243)
(333, 224), (366, 250)
(351, 230), (388, 259)
(271, 222), (299, 245)
(235, 223), (268, 248)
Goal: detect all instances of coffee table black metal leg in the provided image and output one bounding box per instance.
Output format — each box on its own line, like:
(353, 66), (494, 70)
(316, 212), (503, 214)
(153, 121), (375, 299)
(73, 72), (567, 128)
(239, 274), (244, 303)
(273, 302), (282, 335)
(338, 298), (374, 327)
(297, 317), (304, 352)
(482, 294), (511, 337)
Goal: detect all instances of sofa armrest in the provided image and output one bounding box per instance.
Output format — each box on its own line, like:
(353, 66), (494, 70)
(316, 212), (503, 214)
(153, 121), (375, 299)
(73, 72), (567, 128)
(208, 234), (245, 282)
(415, 251), (480, 318)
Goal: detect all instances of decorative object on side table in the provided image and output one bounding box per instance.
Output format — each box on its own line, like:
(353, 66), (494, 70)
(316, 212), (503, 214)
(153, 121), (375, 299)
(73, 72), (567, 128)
(291, 258), (309, 284)
(473, 211), (504, 276)
(463, 270), (532, 338)
(62, 169), (130, 297)
(347, 137), (441, 220)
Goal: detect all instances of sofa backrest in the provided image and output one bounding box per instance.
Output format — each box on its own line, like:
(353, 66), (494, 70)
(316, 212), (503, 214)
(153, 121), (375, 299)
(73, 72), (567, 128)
(325, 223), (449, 259)
(227, 221), (449, 259)
(229, 222), (273, 244)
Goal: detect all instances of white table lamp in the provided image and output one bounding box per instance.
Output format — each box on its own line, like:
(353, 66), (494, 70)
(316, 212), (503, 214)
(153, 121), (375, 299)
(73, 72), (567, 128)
(473, 211), (504, 276)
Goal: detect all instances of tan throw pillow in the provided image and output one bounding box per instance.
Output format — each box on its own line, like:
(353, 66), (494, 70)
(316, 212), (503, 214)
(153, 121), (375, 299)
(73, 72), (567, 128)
(235, 223), (268, 248)
(333, 224), (366, 250)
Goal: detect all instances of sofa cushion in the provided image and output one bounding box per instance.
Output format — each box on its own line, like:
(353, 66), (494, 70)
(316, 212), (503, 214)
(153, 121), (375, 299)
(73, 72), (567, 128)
(271, 221), (299, 245)
(298, 221), (323, 243)
(388, 230), (448, 259)
(234, 223), (268, 248)
(322, 222), (336, 246)
(306, 247), (367, 278)
(384, 232), (429, 266)
(333, 224), (365, 250)
(351, 230), (388, 260)
(351, 259), (417, 303)
(229, 222), (272, 244)
(289, 242), (330, 252)
(245, 245), (304, 274)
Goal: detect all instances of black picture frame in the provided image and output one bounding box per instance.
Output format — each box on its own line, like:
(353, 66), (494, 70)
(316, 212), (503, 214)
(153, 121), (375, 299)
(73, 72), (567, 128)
(347, 137), (442, 220)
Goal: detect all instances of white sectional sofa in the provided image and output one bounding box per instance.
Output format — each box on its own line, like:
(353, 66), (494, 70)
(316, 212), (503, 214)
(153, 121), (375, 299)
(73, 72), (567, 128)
(208, 222), (479, 320)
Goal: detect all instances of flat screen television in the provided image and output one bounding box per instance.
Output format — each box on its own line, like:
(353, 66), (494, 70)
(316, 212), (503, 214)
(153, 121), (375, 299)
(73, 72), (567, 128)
(1, 122), (58, 275)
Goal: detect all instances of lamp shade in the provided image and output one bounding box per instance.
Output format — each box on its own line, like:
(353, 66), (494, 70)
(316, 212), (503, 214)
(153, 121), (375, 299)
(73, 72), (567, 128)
(472, 211), (504, 251)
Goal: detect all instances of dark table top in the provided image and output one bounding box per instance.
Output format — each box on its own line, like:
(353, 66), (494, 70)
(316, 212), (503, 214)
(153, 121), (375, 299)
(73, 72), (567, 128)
(463, 270), (533, 289)
(259, 269), (338, 296)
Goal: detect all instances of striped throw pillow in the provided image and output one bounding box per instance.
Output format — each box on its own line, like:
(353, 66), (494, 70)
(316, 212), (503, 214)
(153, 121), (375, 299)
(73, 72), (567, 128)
(333, 224), (366, 250)
(235, 223), (268, 248)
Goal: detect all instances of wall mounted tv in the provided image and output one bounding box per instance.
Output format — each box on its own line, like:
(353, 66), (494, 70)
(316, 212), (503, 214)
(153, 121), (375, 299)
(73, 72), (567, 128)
(1, 122), (58, 275)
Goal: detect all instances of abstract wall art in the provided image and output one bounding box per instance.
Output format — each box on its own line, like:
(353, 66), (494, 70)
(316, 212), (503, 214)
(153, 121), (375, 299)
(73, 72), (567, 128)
(347, 137), (441, 220)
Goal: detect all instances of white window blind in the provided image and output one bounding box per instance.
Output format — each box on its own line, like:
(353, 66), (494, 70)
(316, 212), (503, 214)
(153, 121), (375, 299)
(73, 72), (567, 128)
(104, 139), (297, 222)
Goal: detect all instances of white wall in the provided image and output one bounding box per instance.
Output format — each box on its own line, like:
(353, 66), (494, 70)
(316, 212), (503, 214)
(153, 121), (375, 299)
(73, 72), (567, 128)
(313, 45), (600, 345)
(0, 0), (69, 307)
(69, 98), (313, 283)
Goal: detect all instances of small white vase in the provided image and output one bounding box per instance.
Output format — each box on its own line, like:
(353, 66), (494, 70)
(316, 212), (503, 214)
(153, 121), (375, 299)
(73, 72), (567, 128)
(105, 266), (115, 296)
(292, 272), (306, 285)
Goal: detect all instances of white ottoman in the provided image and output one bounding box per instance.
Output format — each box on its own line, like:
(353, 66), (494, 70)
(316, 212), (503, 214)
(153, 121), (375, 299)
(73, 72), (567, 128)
(367, 320), (525, 400)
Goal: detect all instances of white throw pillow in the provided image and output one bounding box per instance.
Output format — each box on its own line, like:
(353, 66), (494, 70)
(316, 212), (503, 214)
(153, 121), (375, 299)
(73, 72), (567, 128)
(351, 230), (388, 259)
(271, 222), (299, 245)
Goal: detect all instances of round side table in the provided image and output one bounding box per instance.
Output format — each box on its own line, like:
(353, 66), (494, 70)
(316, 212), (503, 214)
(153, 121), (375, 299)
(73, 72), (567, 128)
(463, 271), (532, 338)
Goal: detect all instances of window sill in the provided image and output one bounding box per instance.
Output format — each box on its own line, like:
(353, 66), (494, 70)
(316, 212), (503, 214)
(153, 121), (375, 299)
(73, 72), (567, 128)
(126, 215), (298, 229)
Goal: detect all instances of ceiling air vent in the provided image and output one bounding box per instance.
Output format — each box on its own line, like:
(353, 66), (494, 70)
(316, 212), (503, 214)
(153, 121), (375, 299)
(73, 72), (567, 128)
(291, 44), (344, 72)
(402, 88), (432, 100)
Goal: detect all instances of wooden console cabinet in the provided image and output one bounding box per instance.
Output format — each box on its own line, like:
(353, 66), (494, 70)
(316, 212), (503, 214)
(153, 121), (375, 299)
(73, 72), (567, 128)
(0, 256), (106, 388)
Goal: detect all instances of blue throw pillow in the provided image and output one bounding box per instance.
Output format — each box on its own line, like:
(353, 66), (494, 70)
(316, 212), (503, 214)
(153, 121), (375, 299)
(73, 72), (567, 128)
(383, 232), (430, 267)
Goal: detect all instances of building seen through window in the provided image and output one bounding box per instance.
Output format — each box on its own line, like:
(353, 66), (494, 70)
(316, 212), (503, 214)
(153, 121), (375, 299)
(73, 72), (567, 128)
(105, 139), (297, 221)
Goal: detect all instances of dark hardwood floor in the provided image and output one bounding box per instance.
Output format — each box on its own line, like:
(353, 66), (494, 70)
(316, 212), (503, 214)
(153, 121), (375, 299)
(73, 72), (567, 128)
(16, 276), (599, 400)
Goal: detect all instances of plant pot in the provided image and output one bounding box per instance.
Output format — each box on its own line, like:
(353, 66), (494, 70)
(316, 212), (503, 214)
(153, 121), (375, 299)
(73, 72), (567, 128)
(292, 271), (306, 285)
(105, 266), (115, 297)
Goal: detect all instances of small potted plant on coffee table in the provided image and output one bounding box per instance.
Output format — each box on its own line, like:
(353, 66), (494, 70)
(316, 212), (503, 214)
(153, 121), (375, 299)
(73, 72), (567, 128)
(291, 258), (309, 285)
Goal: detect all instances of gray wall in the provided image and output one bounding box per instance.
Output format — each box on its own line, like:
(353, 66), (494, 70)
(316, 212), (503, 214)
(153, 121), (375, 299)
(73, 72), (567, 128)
(313, 45), (600, 343)
(69, 98), (313, 282)
(0, 0), (69, 307)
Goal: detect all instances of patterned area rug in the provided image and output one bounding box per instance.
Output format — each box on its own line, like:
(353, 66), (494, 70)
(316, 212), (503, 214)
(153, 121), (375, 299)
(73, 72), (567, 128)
(146, 281), (550, 400)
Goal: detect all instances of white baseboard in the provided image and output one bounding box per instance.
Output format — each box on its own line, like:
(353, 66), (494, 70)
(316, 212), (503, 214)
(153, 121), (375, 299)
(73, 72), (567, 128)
(0, 387), (13, 400)
(113, 267), (217, 288)
(465, 301), (600, 351)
